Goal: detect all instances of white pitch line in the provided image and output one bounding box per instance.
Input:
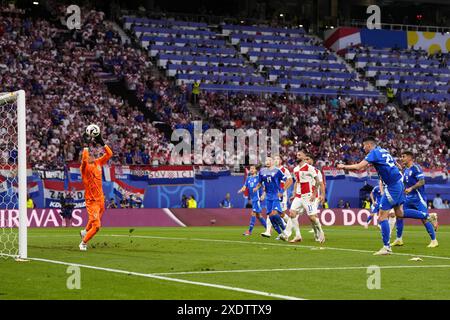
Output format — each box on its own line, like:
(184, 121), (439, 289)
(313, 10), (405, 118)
(19, 256), (305, 300)
(106, 234), (450, 261)
(23, 232), (450, 261)
(154, 264), (450, 276)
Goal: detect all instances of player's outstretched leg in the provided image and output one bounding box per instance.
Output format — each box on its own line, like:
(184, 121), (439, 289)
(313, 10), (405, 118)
(423, 219), (438, 248)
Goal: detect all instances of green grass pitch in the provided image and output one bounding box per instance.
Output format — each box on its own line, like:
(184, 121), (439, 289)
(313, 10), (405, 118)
(1, 225), (450, 300)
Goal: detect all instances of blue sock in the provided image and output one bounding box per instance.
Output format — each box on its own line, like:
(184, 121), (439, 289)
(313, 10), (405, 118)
(269, 215), (283, 234)
(248, 216), (256, 233)
(258, 216), (267, 228)
(396, 219), (404, 239)
(404, 209), (428, 220)
(277, 214), (286, 231)
(424, 221), (436, 240)
(379, 220), (391, 247)
(367, 214), (374, 224)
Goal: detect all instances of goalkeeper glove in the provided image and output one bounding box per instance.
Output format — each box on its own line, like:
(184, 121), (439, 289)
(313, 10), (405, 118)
(82, 132), (91, 148)
(95, 133), (105, 146)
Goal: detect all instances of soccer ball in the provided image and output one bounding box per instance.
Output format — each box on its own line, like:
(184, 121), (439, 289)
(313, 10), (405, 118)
(86, 124), (100, 137)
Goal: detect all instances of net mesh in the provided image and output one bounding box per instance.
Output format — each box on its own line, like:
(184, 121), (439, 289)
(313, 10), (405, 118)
(0, 93), (19, 259)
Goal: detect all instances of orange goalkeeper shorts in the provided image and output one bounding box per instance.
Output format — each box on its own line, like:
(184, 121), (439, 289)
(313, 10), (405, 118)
(86, 199), (105, 223)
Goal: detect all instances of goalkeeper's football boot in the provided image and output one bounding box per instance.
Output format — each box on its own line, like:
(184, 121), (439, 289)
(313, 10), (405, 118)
(79, 242), (87, 251)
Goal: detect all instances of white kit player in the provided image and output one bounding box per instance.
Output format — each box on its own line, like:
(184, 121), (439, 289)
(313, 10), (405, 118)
(283, 151), (325, 243)
(261, 155), (293, 238)
(306, 155), (326, 238)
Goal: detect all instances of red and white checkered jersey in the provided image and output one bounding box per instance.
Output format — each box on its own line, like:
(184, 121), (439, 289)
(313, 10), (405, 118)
(293, 162), (318, 196)
(278, 166), (292, 190)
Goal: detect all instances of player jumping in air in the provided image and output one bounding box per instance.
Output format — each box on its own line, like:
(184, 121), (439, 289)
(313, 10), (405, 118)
(337, 137), (437, 255)
(238, 165), (267, 236)
(254, 157), (287, 239)
(391, 151), (438, 248)
(79, 131), (113, 251)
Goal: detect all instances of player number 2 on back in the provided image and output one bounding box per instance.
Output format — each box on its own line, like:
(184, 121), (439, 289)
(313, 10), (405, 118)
(382, 153), (395, 167)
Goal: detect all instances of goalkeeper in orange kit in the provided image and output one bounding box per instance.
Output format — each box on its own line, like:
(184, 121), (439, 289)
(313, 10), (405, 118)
(79, 131), (113, 251)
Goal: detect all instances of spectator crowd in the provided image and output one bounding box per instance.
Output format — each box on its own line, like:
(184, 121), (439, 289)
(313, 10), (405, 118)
(0, 6), (448, 173)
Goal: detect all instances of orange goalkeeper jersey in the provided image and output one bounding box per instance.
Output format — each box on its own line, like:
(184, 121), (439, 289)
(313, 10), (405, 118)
(80, 145), (113, 202)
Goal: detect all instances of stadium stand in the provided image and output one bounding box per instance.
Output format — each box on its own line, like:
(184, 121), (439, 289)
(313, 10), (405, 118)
(346, 46), (450, 103)
(0, 7), (171, 169)
(0, 6), (448, 170)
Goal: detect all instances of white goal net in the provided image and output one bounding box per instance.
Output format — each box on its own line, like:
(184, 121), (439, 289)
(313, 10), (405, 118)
(0, 90), (27, 260)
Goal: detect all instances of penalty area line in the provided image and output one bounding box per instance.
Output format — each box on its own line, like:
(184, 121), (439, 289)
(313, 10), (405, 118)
(23, 256), (305, 300)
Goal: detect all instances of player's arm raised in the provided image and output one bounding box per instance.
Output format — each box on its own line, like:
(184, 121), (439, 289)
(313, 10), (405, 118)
(95, 133), (113, 166)
(337, 160), (369, 171)
(80, 132), (90, 175)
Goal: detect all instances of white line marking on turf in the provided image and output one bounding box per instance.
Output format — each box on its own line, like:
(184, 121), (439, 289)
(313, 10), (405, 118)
(154, 264), (450, 276)
(106, 234), (450, 261)
(17, 256), (304, 300)
(163, 208), (187, 227)
(24, 233), (450, 261)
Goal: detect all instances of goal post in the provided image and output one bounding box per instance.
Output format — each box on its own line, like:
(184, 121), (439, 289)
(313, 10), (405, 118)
(0, 90), (27, 260)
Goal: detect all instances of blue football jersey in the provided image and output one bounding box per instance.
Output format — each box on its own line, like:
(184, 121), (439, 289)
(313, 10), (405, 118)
(371, 185), (382, 203)
(245, 175), (261, 202)
(259, 167), (286, 201)
(364, 146), (403, 186)
(403, 163), (426, 199)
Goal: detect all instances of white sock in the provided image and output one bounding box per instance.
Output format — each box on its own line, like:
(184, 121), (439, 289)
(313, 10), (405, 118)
(282, 214), (289, 223)
(284, 218), (293, 238)
(266, 217), (272, 234)
(311, 222), (318, 239)
(313, 218), (323, 233)
(388, 216), (396, 235)
(292, 216), (301, 238)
